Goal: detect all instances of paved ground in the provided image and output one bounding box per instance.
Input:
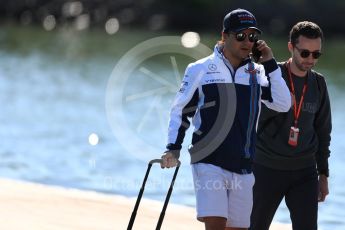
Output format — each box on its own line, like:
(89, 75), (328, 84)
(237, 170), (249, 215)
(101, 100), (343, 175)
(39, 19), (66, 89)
(0, 178), (291, 229)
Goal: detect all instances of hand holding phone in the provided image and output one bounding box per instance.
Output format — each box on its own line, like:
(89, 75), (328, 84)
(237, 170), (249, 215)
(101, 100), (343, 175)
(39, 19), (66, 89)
(252, 40), (274, 62)
(252, 41), (262, 62)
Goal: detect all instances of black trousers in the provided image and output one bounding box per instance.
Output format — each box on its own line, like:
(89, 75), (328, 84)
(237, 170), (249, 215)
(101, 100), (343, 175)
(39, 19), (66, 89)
(250, 163), (318, 230)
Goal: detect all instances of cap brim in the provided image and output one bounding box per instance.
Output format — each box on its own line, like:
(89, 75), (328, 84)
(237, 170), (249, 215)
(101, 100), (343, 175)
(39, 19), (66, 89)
(234, 27), (262, 34)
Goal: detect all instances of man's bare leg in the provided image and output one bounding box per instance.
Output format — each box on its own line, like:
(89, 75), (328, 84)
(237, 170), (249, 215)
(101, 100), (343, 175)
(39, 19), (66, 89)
(203, 216), (227, 230)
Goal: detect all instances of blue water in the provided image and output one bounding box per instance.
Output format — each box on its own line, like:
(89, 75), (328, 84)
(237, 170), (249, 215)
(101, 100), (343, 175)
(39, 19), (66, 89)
(1, 38), (345, 229)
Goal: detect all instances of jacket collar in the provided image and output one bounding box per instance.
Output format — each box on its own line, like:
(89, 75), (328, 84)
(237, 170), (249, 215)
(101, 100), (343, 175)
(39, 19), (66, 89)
(214, 44), (252, 69)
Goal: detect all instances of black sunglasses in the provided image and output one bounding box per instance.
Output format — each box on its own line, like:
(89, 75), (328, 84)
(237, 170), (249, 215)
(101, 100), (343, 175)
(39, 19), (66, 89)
(294, 46), (322, 59)
(231, 32), (259, 43)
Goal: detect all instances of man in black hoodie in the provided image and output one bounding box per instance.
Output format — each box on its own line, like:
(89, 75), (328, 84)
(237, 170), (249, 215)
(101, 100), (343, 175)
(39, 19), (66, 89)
(250, 21), (332, 230)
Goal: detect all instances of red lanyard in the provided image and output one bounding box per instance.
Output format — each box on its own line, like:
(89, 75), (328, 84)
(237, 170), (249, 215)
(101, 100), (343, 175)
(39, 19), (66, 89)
(287, 60), (308, 128)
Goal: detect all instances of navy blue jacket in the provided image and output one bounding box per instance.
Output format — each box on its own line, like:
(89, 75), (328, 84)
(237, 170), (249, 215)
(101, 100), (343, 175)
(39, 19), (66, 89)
(166, 45), (291, 174)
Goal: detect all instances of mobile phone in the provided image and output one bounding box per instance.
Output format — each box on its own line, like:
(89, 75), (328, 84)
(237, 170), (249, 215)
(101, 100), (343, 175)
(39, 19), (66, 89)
(252, 41), (262, 62)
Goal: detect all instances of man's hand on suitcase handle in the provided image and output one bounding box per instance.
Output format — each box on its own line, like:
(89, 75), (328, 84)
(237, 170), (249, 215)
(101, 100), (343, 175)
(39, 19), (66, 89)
(161, 151), (179, 168)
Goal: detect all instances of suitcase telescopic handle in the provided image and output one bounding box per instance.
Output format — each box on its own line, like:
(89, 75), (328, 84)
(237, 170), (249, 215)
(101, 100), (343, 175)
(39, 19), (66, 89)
(149, 158), (181, 167)
(127, 159), (181, 230)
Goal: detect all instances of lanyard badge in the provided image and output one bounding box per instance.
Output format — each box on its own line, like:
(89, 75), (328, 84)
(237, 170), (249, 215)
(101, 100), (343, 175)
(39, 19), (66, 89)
(286, 60), (308, 147)
(288, 126), (299, 147)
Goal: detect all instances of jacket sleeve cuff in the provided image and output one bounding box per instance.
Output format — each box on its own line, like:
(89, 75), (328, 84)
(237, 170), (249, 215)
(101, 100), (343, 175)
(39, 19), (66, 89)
(317, 159), (329, 177)
(261, 58), (278, 74)
(165, 144), (181, 159)
(318, 169), (329, 177)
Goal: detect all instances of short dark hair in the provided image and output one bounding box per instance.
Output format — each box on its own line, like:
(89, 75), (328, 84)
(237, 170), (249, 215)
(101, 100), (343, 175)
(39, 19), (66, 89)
(289, 21), (323, 46)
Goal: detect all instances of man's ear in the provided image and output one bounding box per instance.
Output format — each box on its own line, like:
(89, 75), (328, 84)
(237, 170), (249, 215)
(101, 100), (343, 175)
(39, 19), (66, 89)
(288, 42), (293, 53)
(221, 32), (229, 42)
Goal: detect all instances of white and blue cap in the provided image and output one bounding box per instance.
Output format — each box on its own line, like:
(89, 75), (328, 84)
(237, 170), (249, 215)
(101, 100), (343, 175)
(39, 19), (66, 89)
(223, 8), (262, 34)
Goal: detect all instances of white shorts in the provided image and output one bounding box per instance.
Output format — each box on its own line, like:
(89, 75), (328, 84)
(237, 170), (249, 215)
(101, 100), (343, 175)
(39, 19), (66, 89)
(191, 163), (255, 228)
